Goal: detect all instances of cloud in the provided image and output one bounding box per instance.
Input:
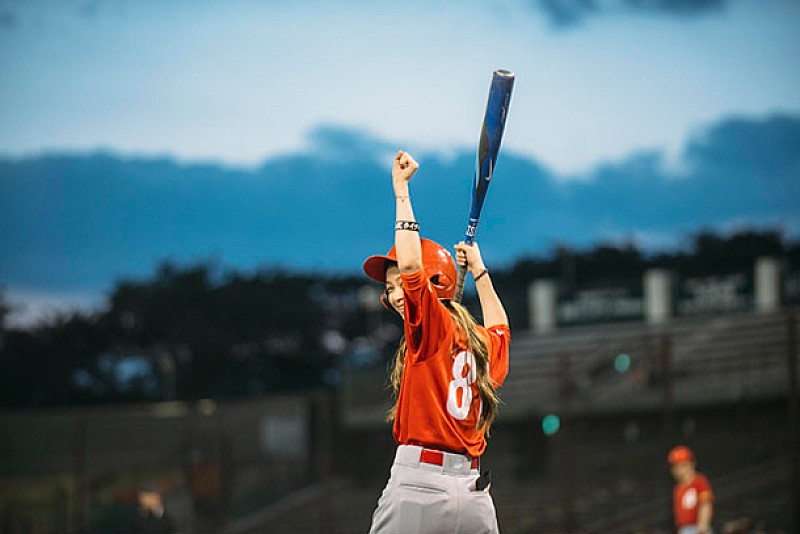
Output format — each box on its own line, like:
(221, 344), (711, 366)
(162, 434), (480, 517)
(0, 113), (797, 294)
(0, 9), (15, 28)
(560, 113), (800, 242)
(535, 0), (729, 28)
(303, 125), (395, 163)
(623, 0), (725, 16)
(537, 0), (598, 28)
(77, 1), (101, 19)
(0, 0), (108, 29)
(684, 115), (800, 181)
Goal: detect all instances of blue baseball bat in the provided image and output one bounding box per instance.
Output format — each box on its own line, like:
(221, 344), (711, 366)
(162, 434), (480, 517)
(454, 69), (515, 302)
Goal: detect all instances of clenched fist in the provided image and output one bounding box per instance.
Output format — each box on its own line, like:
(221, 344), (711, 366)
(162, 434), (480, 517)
(392, 151), (419, 186)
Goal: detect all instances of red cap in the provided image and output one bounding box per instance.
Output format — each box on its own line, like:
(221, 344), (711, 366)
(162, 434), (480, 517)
(668, 445), (695, 464)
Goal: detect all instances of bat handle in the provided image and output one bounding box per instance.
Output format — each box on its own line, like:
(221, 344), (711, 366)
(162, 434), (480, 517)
(454, 264), (468, 303)
(453, 232), (475, 304)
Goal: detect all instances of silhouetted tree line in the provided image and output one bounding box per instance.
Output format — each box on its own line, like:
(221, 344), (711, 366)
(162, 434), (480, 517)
(0, 228), (797, 408)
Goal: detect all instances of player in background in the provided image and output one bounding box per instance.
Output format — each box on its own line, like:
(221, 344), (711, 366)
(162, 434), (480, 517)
(128, 483), (176, 534)
(362, 151), (510, 534)
(669, 445), (715, 534)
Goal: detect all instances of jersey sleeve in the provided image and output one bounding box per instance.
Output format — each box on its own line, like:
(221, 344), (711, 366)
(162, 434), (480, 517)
(696, 474), (714, 502)
(400, 269), (452, 363)
(484, 324), (510, 387)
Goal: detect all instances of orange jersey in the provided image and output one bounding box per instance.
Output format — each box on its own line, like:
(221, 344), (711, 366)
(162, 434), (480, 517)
(673, 473), (714, 527)
(393, 269), (510, 458)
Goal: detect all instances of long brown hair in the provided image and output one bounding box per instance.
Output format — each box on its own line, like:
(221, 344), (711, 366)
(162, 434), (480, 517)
(386, 300), (501, 435)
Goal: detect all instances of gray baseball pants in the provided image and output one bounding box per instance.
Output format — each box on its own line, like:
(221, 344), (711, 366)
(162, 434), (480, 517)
(369, 445), (500, 534)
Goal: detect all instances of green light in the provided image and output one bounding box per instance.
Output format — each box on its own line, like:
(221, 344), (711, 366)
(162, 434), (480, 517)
(614, 353), (631, 373)
(542, 414), (561, 436)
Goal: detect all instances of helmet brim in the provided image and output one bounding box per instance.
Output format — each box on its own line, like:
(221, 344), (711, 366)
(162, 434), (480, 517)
(363, 254), (396, 283)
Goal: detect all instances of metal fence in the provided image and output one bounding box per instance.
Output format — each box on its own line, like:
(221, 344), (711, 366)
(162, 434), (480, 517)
(0, 391), (333, 533)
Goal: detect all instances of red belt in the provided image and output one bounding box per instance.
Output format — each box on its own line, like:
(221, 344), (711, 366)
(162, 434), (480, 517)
(419, 448), (479, 469)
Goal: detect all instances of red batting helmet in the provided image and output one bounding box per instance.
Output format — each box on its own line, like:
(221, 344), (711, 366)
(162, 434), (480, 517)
(668, 445), (695, 464)
(363, 238), (457, 301)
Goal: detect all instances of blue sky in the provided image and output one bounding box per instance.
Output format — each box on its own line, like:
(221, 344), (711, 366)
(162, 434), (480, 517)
(1, 0), (799, 325)
(1, 0), (798, 174)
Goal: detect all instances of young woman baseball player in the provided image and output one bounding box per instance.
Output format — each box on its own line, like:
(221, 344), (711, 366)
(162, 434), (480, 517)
(363, 151), (510, 534)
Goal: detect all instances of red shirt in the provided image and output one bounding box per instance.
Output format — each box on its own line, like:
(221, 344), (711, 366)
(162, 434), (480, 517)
(673, 473), (714, 527)
(392, 269), (510, 458)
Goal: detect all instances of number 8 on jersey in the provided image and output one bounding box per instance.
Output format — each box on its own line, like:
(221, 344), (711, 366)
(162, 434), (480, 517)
(447, 350), (482, 420)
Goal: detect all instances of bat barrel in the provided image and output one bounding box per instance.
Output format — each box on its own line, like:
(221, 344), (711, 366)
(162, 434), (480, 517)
(454, 69), (514, 303)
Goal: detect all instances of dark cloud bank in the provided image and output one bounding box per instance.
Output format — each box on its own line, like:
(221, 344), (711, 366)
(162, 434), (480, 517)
(1, 113), (798, 291)
(536, 0), (728, 28)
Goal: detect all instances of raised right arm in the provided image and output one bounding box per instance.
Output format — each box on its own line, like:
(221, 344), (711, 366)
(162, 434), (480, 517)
(392, 151), (422, 275)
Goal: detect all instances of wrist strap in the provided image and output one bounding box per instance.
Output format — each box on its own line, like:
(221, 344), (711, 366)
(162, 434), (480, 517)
(395, 220), (420, 232)
(474, 268), (489, 282)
